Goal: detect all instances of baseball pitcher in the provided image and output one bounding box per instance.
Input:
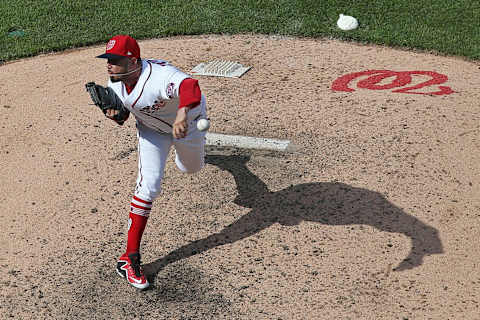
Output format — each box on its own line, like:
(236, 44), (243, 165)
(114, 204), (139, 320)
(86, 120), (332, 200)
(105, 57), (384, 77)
(86, 35), (208, 289)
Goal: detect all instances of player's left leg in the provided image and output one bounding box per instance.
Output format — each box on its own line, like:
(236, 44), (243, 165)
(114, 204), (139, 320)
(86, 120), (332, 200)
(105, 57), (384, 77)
(117, 122), (173, 289)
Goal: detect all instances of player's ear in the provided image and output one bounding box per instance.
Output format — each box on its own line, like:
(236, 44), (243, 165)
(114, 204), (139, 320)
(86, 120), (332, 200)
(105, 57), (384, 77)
(126, 57), (135, 67)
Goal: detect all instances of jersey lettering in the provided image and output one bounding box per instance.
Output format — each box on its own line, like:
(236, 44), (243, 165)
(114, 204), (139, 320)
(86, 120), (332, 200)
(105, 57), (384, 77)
(109, 59), (204, 133)
(139, 99), (167, 114)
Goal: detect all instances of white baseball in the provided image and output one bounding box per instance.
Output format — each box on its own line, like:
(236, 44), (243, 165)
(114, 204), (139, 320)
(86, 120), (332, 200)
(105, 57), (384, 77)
(197, 118), (210, 131)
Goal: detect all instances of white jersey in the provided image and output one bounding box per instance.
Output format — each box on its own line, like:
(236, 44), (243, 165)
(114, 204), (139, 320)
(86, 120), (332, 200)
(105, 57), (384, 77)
(108, 59), (205, 133)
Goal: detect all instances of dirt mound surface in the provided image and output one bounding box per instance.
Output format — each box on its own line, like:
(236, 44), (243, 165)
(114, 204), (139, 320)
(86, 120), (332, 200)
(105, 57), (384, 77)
(1, 34), (479, 319)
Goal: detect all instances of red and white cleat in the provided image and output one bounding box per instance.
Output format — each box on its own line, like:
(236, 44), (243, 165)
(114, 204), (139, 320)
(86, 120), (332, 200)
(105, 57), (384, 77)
(116, 252), (149, 290)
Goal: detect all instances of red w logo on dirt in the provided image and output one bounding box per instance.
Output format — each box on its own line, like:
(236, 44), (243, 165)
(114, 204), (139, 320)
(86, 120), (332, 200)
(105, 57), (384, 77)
(332, 70), (455, 95)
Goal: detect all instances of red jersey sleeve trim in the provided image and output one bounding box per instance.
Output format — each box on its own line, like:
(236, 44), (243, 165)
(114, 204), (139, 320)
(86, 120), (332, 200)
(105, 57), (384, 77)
(178, 78), (201, 109)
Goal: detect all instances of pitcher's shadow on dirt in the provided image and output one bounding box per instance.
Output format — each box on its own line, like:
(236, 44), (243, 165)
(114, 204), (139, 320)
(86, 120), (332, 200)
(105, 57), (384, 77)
(144, 154), (443, 281)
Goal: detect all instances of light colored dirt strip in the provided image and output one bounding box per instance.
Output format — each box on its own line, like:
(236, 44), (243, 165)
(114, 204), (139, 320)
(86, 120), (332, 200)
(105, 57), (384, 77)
(206, 132), (293, 152)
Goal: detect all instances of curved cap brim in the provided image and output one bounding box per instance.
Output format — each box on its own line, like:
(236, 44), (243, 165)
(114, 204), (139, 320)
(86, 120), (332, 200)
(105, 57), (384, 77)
(96, 53), (127, 59)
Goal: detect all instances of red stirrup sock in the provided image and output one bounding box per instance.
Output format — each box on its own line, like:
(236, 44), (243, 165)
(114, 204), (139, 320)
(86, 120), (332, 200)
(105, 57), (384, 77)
(126, 196), (152, 255)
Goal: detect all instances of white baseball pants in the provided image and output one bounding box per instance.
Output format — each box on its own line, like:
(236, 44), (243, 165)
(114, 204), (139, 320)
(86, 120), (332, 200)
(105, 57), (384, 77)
(134, 105), (207, 202)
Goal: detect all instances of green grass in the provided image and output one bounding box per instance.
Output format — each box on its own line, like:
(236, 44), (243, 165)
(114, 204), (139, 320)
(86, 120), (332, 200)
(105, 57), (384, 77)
(1, 0), (479, 62)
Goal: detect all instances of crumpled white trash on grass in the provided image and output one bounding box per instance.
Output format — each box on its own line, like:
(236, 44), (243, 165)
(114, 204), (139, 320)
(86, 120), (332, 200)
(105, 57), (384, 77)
(337, 14), (359, 31)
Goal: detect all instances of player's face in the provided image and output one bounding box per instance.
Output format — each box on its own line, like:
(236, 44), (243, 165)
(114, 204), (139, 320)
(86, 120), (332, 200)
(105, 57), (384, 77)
(107, 57), (130, 82)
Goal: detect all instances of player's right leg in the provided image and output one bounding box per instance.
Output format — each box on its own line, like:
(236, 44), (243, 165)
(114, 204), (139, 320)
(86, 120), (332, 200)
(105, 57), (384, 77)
(174, 100), (207, 173)
(117, 122), (173, 289)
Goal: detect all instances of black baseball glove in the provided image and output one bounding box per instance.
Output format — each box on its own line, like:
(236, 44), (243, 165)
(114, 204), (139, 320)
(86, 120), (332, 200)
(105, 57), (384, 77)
(85, 82), (130, 125)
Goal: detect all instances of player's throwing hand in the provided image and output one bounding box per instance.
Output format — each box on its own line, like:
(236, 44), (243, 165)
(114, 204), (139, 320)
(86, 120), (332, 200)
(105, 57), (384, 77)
(173, 107), (188, 139)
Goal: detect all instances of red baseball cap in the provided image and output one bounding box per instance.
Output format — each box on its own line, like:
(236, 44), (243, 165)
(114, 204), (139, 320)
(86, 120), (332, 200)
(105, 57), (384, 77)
(97, 35), (140, 59)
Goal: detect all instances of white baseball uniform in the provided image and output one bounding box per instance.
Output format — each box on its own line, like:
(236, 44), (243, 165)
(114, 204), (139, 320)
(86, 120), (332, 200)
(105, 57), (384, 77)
(109, 59), (207, 202)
